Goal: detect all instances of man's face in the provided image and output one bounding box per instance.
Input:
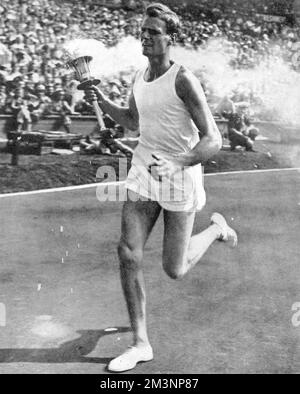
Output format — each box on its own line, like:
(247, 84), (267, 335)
(140, 17), (171, 57)
(237, 106), (248, 116)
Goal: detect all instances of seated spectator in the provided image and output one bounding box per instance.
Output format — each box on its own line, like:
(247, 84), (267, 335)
(102, 129), (133, 157)
(81, 129), (133, 157)
(0, 84), (7, 114)
(225, 102), (259, 151)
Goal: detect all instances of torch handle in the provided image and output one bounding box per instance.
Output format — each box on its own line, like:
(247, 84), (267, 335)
(92, 100), (105, 130)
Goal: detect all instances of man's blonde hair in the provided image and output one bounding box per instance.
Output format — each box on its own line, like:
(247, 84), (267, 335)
(145, 3), (181, 35)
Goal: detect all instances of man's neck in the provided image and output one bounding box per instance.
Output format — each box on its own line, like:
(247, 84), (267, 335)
(146, 55), (172, 81)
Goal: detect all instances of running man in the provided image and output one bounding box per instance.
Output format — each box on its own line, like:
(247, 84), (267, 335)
(85, 3), (237, 373)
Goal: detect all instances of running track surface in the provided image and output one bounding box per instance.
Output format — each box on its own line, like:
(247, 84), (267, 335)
(0, 169), (299, 374)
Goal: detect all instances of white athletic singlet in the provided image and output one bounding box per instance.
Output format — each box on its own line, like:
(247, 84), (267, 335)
(125, 62), (206, 212)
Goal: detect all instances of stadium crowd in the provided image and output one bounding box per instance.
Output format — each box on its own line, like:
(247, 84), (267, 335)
(0, 0), (299, 135)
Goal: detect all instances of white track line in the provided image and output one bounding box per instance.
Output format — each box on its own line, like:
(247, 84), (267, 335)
(205, 167), (300, 177)
(0, 167), (299, 199)
(0, 181), (126, 199)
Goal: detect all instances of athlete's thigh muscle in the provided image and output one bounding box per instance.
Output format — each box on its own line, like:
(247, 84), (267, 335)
(162, 209), (195, 269)
(120, 191), (162, 251)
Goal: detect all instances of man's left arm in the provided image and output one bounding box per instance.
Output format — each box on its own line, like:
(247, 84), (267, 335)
(175, 68), (222, 167)
(150, 68), (222, 180)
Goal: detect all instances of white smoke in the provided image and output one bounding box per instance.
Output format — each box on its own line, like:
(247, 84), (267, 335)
(64, 36), (300, 125)
(63, 36), (147, 78)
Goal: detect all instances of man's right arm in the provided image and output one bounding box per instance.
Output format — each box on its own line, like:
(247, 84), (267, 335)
(85, 86), (139, 131)
(229, 128), (245, 137)
(99, 91), (139, 131)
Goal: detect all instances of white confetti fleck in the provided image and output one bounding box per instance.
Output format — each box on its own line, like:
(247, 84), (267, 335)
(61, 258), (64, 264)
(267, 152), (272, 158)
(117, 337), (121, 341)
(104, 327), (118, 332)
(60, 226), (64, 233)
(77, 243), (80, 249)
(66, 251), (69, 257)
(37, 284), (42, 291)
(231, 217), (234, 221)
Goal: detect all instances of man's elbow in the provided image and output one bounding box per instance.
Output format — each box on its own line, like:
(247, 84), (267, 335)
(129, 116), (139, 131)
(212, 130), (222, 153)
(216, 134), (223, 151)
(128, 121), (139, 131)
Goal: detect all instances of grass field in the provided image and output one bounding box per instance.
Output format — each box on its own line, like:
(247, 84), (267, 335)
(0, 135), (293, 194)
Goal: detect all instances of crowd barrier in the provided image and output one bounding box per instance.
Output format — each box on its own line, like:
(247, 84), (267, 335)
(0, 115), (99, 140)
(0, 115), (299, 145)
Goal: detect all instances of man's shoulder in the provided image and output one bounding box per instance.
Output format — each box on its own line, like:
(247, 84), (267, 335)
(175, 65), (194, 83)
(175, 65), (201, 99)
(132, 68), (145, 84)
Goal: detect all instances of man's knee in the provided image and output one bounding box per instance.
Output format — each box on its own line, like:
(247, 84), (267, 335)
(245, 137), (254, 151)
(162, 257), (185, 280)
(248, 127), (259, 141)
(118, 241), (143, 270)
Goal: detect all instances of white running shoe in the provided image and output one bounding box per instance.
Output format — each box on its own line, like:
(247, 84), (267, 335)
(107, 345), (153, 373)
(211, 212), (238, 247)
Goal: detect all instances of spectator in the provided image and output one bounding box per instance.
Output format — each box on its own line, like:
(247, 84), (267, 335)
(0, 84), (7, 114)
(48, 88), (78, 133)
(214, 94), (236, 117)
(28, 83), (52, 121)
(81, 128), (133, 157)
(225, 102), (259, 151)
(8, 86), (35, 132)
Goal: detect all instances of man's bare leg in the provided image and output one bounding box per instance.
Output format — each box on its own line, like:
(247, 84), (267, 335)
(108, 191), (161, 372)
(162, 210), (237, 279)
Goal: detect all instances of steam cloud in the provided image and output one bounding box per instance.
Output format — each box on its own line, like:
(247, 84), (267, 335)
(64, 36), (300, 125)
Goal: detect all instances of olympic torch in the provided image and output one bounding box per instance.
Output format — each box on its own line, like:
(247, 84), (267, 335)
(66, 55), (105, 130)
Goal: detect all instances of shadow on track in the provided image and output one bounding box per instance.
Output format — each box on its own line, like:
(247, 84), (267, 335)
(0, 327), (131, 364)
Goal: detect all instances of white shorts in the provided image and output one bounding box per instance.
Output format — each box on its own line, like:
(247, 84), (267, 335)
(125, 162), (206, 212)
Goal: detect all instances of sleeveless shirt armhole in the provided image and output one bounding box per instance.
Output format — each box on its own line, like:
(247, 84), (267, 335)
(133, 69), (144, 95)
(172, 64), (185, 105)
(132, 69), (141, 84)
